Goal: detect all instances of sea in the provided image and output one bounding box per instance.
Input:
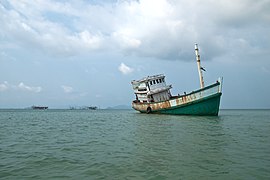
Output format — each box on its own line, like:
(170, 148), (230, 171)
(0, 109), (269, 179)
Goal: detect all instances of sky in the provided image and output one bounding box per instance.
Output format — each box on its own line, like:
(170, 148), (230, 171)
(0, 0), (270, 109)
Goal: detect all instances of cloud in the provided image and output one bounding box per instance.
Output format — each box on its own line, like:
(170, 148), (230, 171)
(60, 85), (88, 100)
(0, 1), (103, 56)
(118, 63), (134, 75)
(0, 0), (269, 61)
(61, 85), (74, 93)
(18, 82), (42, 93)
(0, 81), (8, 91)
(0, 81), (42, 93)
(113, 29), (141, 50)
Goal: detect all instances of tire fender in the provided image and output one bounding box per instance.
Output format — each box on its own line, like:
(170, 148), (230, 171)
(146, 106), (152, 114)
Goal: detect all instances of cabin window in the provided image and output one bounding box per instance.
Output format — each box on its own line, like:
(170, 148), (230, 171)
(159, 79), (162, 83)
(156, 79), (159, 84)
(150, 81), (152, 85)
(138, 88), (147, 91)
(153, 80), (156, 84)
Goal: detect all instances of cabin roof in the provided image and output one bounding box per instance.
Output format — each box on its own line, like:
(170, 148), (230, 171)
(131, 74), (165, 84)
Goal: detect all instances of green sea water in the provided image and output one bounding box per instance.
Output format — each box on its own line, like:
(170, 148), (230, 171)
(0, 109), (270, 179)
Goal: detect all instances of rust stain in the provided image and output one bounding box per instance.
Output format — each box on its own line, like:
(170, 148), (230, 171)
(182, 96), (187, 103)
(152, 101), (170, 110)
(176, 98), (180, 105)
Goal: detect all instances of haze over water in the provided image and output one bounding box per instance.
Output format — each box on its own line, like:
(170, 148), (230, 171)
(1, 109), (270, 179)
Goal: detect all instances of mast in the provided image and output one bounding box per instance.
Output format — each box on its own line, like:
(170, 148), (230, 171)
(195, 43), (204, 88)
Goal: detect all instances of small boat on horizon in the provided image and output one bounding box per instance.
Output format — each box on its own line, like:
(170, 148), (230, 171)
(131, 44), (223, 116)
(31, 106), (48, 110)
(69, 106), (98, 110)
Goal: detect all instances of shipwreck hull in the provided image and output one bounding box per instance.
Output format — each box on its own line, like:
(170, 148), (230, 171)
(132, 81), (222, 116)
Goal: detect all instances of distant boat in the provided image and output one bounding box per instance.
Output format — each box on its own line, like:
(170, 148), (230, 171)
(87, 106), (98, 110)
(131, 44), (223, 116)
(69, 106), (98, 110)
(31, 106), (48, 110)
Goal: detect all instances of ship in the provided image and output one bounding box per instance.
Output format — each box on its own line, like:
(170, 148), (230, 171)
(131, 44), (223, 116)
(31, 106), (48, 110)
(69, 106), (98, 110)
(87, 106), (98, 110)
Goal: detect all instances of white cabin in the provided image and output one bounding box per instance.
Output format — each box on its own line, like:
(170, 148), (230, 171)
(131, 74), (172, 103)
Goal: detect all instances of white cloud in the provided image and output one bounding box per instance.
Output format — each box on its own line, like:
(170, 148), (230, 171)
(18, 82), (42, 93)
(0, 81), (8, 91)
(0, 81), (42, 93)
(118, 63), (134, 75)
(0, 0), (269, 61)
(79, 31), (101, 47)
(112, 29), (141, 50)
(61, 85), (74, 93)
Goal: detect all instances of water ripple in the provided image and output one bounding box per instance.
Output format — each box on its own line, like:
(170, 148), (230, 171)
(0, 109), (270, 179)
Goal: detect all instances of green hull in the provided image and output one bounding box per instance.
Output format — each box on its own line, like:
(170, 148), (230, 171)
(152, 93), (222, 116)
(132, 81), (223, 116)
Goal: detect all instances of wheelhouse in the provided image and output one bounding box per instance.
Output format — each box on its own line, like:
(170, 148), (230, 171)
(131, 74), (172, 103)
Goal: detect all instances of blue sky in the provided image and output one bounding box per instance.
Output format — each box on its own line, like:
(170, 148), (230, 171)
(0, 0), (270, 109)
